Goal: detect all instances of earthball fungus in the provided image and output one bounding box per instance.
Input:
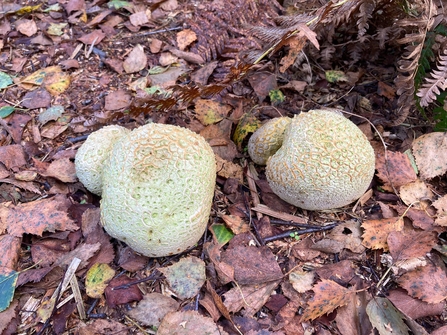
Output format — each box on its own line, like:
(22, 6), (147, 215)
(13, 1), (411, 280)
(248, 109), (375, 211)
(75, 123), (216, 257)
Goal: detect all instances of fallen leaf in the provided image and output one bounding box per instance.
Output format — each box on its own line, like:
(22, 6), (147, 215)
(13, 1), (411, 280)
(215, 154), (243, 181)
(157, 311), (228, 335)
(387, 230), (437, 261)
(247, 72), (277, 101)
(85, 263), (115, 298)
(399, 179), (433, 209)
(123, 44), (147, 73)
(194, 99), (231, 125)
(326, 220), (365, 254)
(0, 299), (18, 334)
(412, 132), (447, 179)
(375, 150), (417, 189)
(5, 195), (78, 237)
(159, 52), (178, 66)
(104, 90), (131, 111)
(21, 88), (52, 109)
(0, 145), (26, 171)
(232, 113), (261, 149)
(129, 11), (150, 26)
(43, 70), (71, 95)
(38, 157), (77, 183)
(301, 279), (354, 321)
(77, 29), (106, 45)
(223, 280), (280, 316)
(105, 275), (143, 308)
(387, 289), (445, 319)
(221, 215), (250, 235)
(126, 293), (179, 327)
(362, 217), (404, 251)
(159, 256), (206, 299)
(176, 29), (197, 50)
(16, 19), (37, 37)
(432, 195), (447, 226)
(335, 291), (373, 335)
(289, 269), (314, 293)
(221, 245), (283, 285)
(209, 224), (235, 246)
(397, 255), (447, 304)
(366, 297), (409, 335)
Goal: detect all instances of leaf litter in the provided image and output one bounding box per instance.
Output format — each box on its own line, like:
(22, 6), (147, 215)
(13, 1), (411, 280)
(0, 0), (446, 334)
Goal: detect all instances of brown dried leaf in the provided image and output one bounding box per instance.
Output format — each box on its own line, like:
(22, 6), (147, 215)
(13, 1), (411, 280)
(221, 245), (283, 285)
(388, 289), (445, 319)
(157, 311), (228, 335)
(221, 214), (250, 234)
(399, 179), (434, 209)
(0, 234), (21, 273)
(16, 19), (37, 37)
(326, 220), (365, 254)
(104, 90), (131, 111)
(41, 158), (77, 183)
(123, 44), (147, 73)
(215, 155), (243, 182)
(397, 255), (447, 304)
(194, 99), (231, 126)
(105, 275), (143, 308)
(388, 230), (437, 261)
(375, 150), (417, 189)
(432, 195), (447, 226)
(5, 195), (78, 237)
(176, 29), (197, 50)
(77, 30), (106, 45)
(412, 132), (447, 179)
(362, 217), (404, 251)
(301, 279), (354, 321)
(0, 145), (26, 171)
(126, 293), (179, 327)
(223, 280), (280, 316)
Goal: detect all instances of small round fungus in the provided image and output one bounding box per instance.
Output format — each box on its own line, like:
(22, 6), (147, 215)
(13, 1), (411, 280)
(75, 125), (130, 195)
(249, 109), (375, 210)
(248, 117), (292, 165)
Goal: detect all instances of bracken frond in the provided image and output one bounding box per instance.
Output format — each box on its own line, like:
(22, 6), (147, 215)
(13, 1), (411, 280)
(417, 50), (447, 106)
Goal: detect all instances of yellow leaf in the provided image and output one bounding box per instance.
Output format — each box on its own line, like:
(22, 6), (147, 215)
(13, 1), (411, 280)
(16, 4), (41, 15)
(194, 99), (231, 126)
(85, 263), (116, 299)
(44, 71), (71, 95)
(232, 113), (261, 149)
(21, 66), (62, 86)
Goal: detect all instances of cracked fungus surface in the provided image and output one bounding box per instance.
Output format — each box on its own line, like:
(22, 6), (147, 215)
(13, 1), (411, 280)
(266, 110), (375, 210)
(100, 123), (216, 257)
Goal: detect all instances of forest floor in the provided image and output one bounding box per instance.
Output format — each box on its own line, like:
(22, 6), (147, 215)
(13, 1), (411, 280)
(0, 0), (447, 334)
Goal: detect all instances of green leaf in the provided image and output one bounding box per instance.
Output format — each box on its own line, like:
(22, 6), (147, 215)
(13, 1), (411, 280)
(269, 89), (285, 105)
(325, 70), (348, 83)
(0, 106), (15, 118)
(107, 0), (131, 9)
(210, 224), (234, 246)
(0, 72), (13, 89)
(0, 270), (18, 312)
(366, 297), (409, 335)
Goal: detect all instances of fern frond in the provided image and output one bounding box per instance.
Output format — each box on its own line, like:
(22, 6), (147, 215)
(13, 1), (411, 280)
(357, 0), (375, 41)
(416, 51), (447, 106)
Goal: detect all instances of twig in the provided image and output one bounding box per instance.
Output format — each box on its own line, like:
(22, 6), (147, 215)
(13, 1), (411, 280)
(263, 223), (337, 243)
